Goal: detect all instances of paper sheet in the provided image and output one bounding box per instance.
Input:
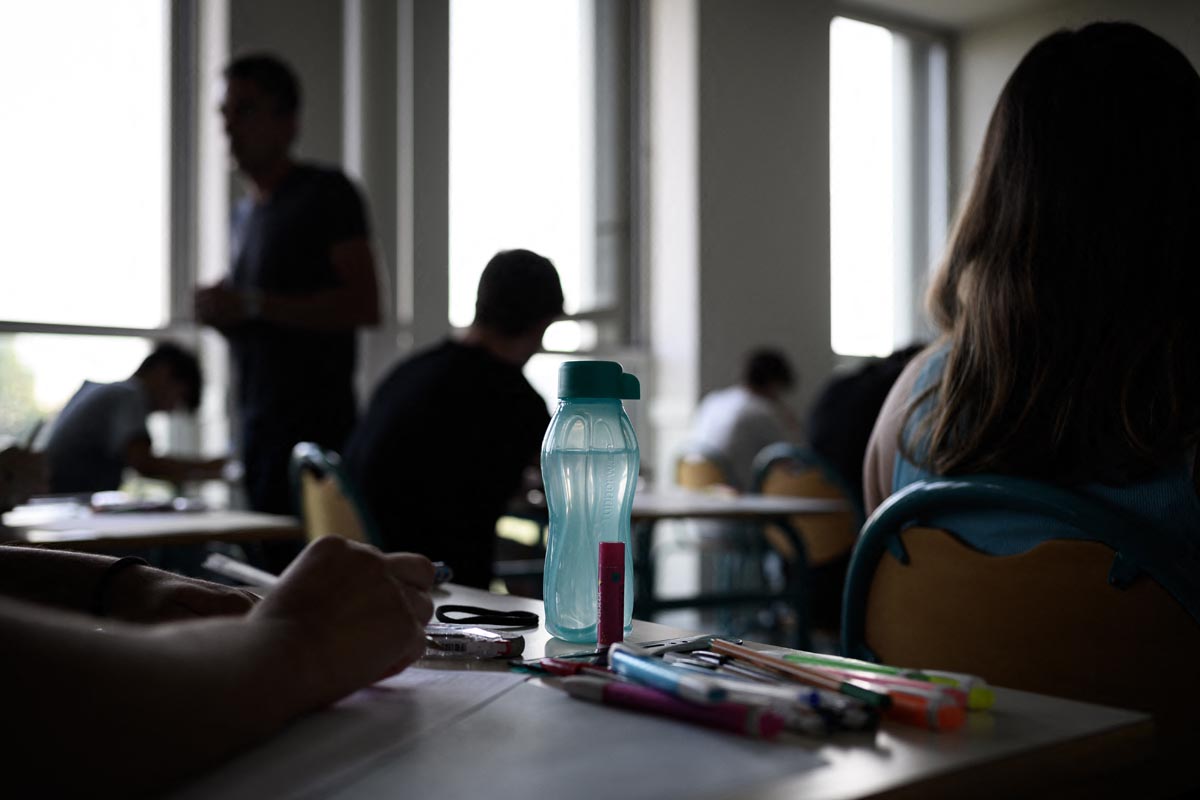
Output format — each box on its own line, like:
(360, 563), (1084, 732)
(328, 681), (827, 800)
(174, 667), (528, 800)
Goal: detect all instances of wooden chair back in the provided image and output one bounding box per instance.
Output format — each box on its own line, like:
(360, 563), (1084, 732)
(289, 442), (382, 548)
(675, 451), (737, 491)
(757, 456), (858, 566)
(843, 476), (1200, 746)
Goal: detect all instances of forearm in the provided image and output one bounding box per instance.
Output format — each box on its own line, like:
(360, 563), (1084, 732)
(2, 599), (311, 796)
(0, 545), (119, 611)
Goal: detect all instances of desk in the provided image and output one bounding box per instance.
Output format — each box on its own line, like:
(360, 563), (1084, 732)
(179, 582), (1153, 800)
(631, 489), (849, 646)
(0, 503), (303, 551)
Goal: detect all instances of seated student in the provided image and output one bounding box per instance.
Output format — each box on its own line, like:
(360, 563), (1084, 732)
(0, 444), (46, 513)
(344, 249), (564, 589)
(42, 343), (227, 494)
(864, 24), (1200, 570)
(689, 348), (801, 490)
(2, 537), (433, 796)
(807, 343), (924, 509)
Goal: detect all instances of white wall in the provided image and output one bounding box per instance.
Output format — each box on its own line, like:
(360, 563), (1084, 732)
(697, 0), (835, 417)
(954, 0), (1200, 204)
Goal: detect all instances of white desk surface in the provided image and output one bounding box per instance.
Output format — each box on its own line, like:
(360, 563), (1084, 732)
(179, 583), (1152, 800)
(1, 503), (303, 550)
(632, 488), (848, 520)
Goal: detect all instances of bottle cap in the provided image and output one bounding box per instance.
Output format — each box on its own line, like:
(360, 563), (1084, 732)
(557, 361), (640, 400)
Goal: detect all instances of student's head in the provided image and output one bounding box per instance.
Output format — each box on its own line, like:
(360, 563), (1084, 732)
(918, 22), (1200, 482)
(220, 53), (301, 175)
(472, 249), (565, 360)
(135, 344), (203, 414)
(743, 349), (795, 399)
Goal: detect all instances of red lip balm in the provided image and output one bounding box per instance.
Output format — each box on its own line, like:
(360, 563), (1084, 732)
(597, 541), (625, 646)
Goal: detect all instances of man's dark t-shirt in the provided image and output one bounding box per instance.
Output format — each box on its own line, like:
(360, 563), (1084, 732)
(344, 340), (551, 588)
(229, 163), (369, 514)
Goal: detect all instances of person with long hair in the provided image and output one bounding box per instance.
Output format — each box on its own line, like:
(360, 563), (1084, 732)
(864, 22), (1200, 560)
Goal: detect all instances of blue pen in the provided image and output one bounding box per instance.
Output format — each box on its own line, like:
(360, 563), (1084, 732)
(608, 644), (727, 704)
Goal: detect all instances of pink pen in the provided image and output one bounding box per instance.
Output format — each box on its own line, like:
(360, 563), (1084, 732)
(597, 542), (625, 646)
(562, 676), (785, 739)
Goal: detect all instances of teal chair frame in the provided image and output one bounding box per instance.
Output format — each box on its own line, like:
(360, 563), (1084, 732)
(841, 475), (1200, 661)
(288, 442), (385, 549)
(751, 442), (866, 526)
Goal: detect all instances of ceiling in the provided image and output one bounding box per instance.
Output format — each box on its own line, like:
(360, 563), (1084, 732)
(843, 0), (1069, 31)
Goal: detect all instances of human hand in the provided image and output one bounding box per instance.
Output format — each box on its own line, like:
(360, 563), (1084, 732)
(104, 564), (261, 623)
(195, 283), (247, 329)
(248, 537), (435, 708)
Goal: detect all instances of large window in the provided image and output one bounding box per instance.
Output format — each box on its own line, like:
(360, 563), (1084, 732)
(829, 16), (947, 357)
(0, 0), (181, 444)
(0, 0), (170, 330)
(448, 0), (634, 369)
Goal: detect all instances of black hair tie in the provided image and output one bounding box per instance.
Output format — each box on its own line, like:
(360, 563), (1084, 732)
(435, 604), (539, 629)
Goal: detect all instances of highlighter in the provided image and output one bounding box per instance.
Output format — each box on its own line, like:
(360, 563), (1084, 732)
(597, 541), (625, 646)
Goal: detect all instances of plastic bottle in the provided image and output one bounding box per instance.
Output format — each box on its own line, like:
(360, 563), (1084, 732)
(542, 361), (640, 642)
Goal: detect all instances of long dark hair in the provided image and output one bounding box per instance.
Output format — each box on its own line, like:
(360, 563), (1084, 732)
(907, 22), (1200, 484)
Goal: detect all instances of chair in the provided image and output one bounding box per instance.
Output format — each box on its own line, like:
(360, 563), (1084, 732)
(842, 475), (1200, 755)
(751, 443), (862, 567)
(288, 442), (383, 548)
(674, 448), (738, 491)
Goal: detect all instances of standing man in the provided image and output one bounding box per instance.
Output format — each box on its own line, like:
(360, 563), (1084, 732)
(344, 250), (563, 588)
(195, 54), (379, 528)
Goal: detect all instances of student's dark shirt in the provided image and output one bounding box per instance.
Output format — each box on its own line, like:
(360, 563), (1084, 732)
(344, 340), (550, 588)
(808, 349), (919, 508)
(228, 163), (369, 513)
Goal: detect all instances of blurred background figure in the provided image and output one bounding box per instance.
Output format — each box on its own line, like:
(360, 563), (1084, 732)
(807, 343), (925, 510)
(0, 445), (46, 513)
(194, 53), (379, 551)
(345, 249), (563, 589)
(689, 348), (801, 491)
(41, 343), (225, 495)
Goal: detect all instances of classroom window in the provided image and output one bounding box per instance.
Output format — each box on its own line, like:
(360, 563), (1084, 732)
(829, 16), (947, 357)
(0, 0), (170, 330)
(0, 333), (153, 443)
(448, 0), (635, 351)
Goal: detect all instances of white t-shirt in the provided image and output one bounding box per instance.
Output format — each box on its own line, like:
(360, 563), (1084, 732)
(689, 385), (792, 490)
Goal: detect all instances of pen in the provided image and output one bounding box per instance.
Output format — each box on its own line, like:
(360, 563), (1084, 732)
(560, 676), (785, 739)
(804, 666), (969, 710)
(202, 552), (278, 588)
(202, 552), (454, 588)
(663, 655), (877, 732)
(609, 644), (727, 704)
(711, 639), (891, 709)
(783, 652), (994, 711)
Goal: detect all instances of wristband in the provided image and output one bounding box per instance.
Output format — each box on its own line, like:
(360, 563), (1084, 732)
(92, 556), (149, 617)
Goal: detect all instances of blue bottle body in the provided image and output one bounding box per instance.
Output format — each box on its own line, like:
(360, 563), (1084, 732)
(542, 398), (639, 642)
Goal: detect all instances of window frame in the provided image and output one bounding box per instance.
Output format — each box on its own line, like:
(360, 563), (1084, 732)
(828, 7), (950, 364)
(0, 0), (203, 448)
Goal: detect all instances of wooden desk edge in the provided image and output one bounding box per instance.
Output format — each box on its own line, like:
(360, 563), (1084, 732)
(9, 524), (305, 552)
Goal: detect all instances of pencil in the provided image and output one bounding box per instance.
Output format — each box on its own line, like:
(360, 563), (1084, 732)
(710, 639), (891, 709)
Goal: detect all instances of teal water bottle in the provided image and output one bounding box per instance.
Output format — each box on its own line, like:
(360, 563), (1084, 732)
(542, 361), (640, 642)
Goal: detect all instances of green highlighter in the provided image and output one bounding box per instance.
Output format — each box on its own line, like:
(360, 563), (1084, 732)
(781, 651), (996, 711)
